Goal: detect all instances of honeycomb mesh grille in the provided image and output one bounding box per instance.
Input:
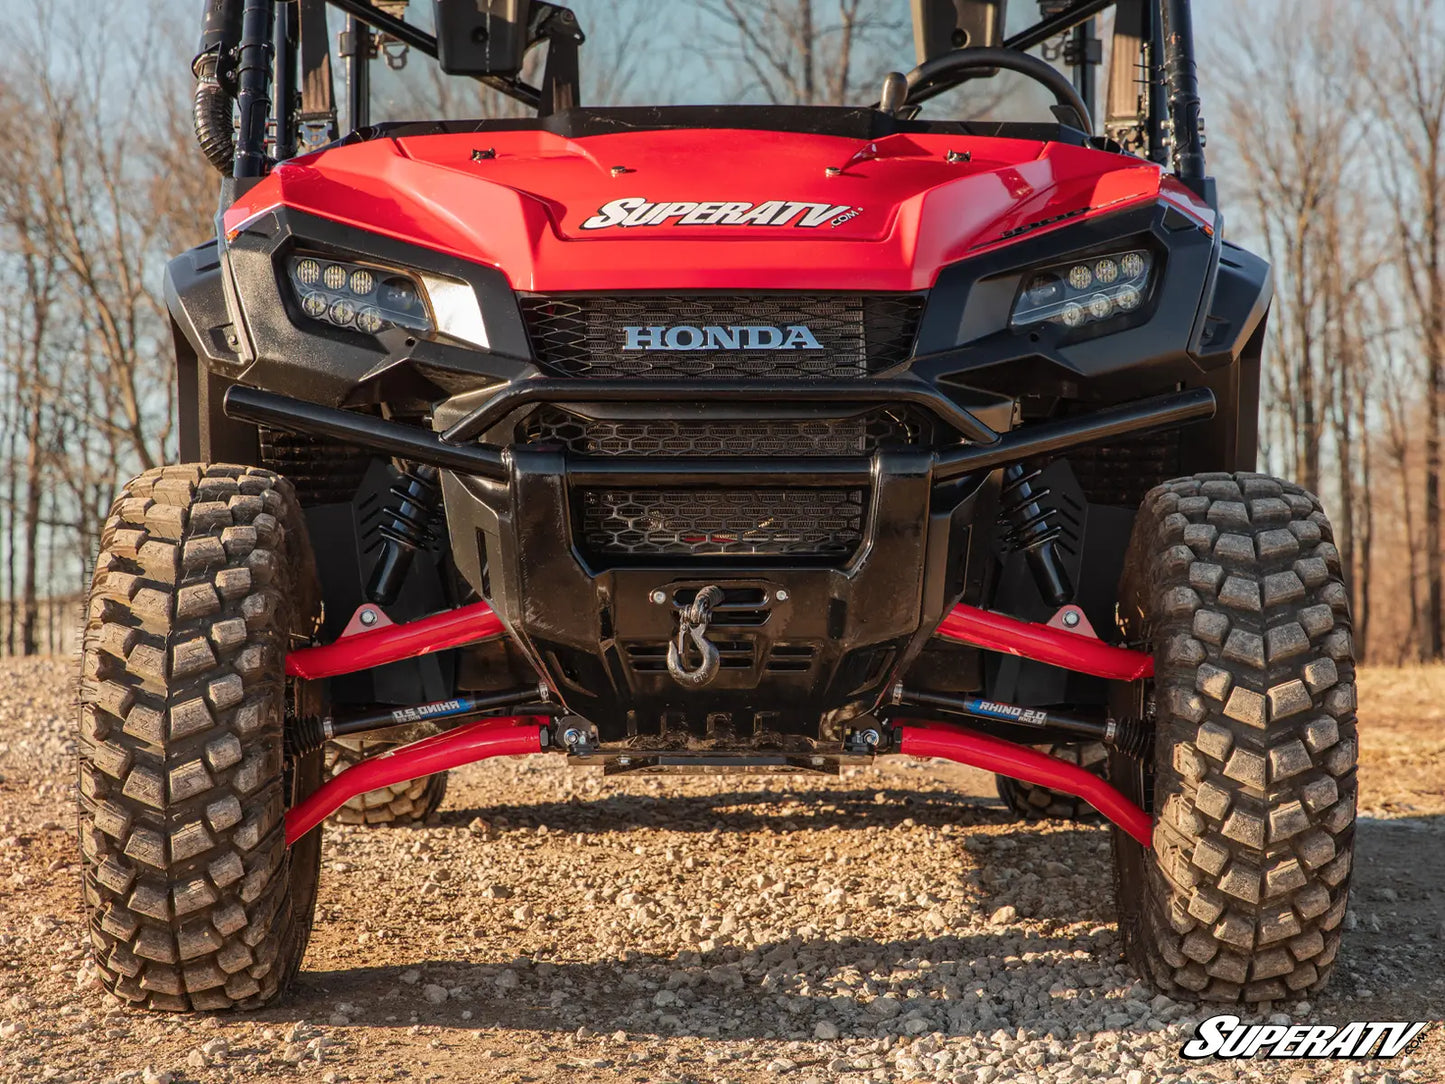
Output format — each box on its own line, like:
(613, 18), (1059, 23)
(520, 407), (931, 457)
(579, 488), (866, 558)
(520, 293), (924, 378)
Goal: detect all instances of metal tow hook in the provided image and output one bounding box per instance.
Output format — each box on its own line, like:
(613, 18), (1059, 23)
(666, 585), (724, 688)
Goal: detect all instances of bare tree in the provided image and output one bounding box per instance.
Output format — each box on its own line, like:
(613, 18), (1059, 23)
(0, 3), (210, 654)
(1215, 0), (1373, 496)
(1378, 0), (1445, 658)
(698, 0), (907, 105)
(0, 80), (63, 655)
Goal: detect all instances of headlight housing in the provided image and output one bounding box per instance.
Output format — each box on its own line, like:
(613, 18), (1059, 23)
(1010, 249), (1156, 332)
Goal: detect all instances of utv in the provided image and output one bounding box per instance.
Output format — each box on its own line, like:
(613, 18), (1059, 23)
(77, 0), (1356, 1012)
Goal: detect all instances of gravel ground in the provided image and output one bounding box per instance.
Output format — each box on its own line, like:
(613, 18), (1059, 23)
(0, 656), (1440, 1084)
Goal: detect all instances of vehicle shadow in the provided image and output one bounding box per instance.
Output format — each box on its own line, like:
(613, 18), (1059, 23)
(292, 927), (1112, 1042)
(437, 784), (1024, 835)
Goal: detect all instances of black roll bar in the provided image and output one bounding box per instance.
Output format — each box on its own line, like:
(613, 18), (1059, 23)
(1159, 0), (1208, 191)
(232, 0), (276, 179)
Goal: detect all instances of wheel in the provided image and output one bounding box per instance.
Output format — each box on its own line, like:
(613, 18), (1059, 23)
(1113, 472), (1357, 1003)
(77, 464), (324, 1011)
(995, 741), (1107, 822)
(323, 738), (449, 825)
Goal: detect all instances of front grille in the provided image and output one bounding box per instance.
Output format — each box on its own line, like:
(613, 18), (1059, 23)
(1066, 430), (1185, 507)
(626, 641), (754, 672)
(623, 642), (818, 673)
(579, 488), (866, 558)
(520, 407), (931, 457)
(258, 428), (369, 506)
(520, 293), (924, 378)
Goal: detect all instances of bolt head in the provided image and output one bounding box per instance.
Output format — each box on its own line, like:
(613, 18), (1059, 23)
(861, 728), (881, 748)
(1063, 609), (1081, 628)
(774, 589), (790, 602)
(650, 589), (667, 605)
(561, 727), (584, 748)
(359, 609), (378, 627)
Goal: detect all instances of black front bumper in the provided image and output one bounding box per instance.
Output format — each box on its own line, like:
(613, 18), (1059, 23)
(441, 442), (987, 744)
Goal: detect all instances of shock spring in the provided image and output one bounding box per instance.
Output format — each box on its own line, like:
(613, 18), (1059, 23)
(367, 463), (443, 605)
(999, 464), (1073, 606)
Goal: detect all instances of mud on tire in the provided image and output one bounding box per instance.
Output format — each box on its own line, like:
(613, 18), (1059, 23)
(996, 741), (1108, 822)
(1114, 472), (1357, 1003)
(77, 464), (324, 1011)
(324, 739), (448, 826)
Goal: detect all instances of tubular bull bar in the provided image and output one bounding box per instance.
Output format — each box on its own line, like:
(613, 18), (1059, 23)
(285, 598), (1157, 846)
(225, 382), (1216, 487)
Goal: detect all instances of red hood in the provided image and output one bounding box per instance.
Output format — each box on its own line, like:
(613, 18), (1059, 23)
(225, 127), (1210, 291)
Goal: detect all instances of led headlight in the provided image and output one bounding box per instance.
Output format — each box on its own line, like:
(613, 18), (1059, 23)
(288, 255), (433, 337)
(1011, 248), (1155, 332)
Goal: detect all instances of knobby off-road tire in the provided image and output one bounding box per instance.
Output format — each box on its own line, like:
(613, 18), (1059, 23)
(996, 741), (1108, 822)
(77, 464), (325, 1011)
(323, 739), (449, 825)
(1115, 472), (1357, 1003)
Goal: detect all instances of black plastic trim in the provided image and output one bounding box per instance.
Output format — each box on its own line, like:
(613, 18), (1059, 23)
(337, 105), (1093, 147)
(913, 202), (1235, 400)
(222, 207), (535, 406)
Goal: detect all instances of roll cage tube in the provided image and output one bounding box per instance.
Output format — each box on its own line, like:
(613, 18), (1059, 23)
(203, 0), (1212, 196)
(902, 46), (1094, 133)
(905, 0), (1211, 200)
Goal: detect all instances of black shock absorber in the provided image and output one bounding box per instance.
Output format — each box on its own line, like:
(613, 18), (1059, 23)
(367, 463), (443, 606)
(1000, 463), (1073, 607)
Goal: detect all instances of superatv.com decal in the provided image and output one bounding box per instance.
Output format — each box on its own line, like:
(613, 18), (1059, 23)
(580, 197), (860, 230)
(1180, 1014), (1431, 1060)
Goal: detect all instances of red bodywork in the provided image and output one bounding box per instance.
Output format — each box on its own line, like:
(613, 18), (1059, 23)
(225, 127), (1213, 291)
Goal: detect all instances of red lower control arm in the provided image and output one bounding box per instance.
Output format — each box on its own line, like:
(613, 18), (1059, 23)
(896, 721), (1153, 847)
